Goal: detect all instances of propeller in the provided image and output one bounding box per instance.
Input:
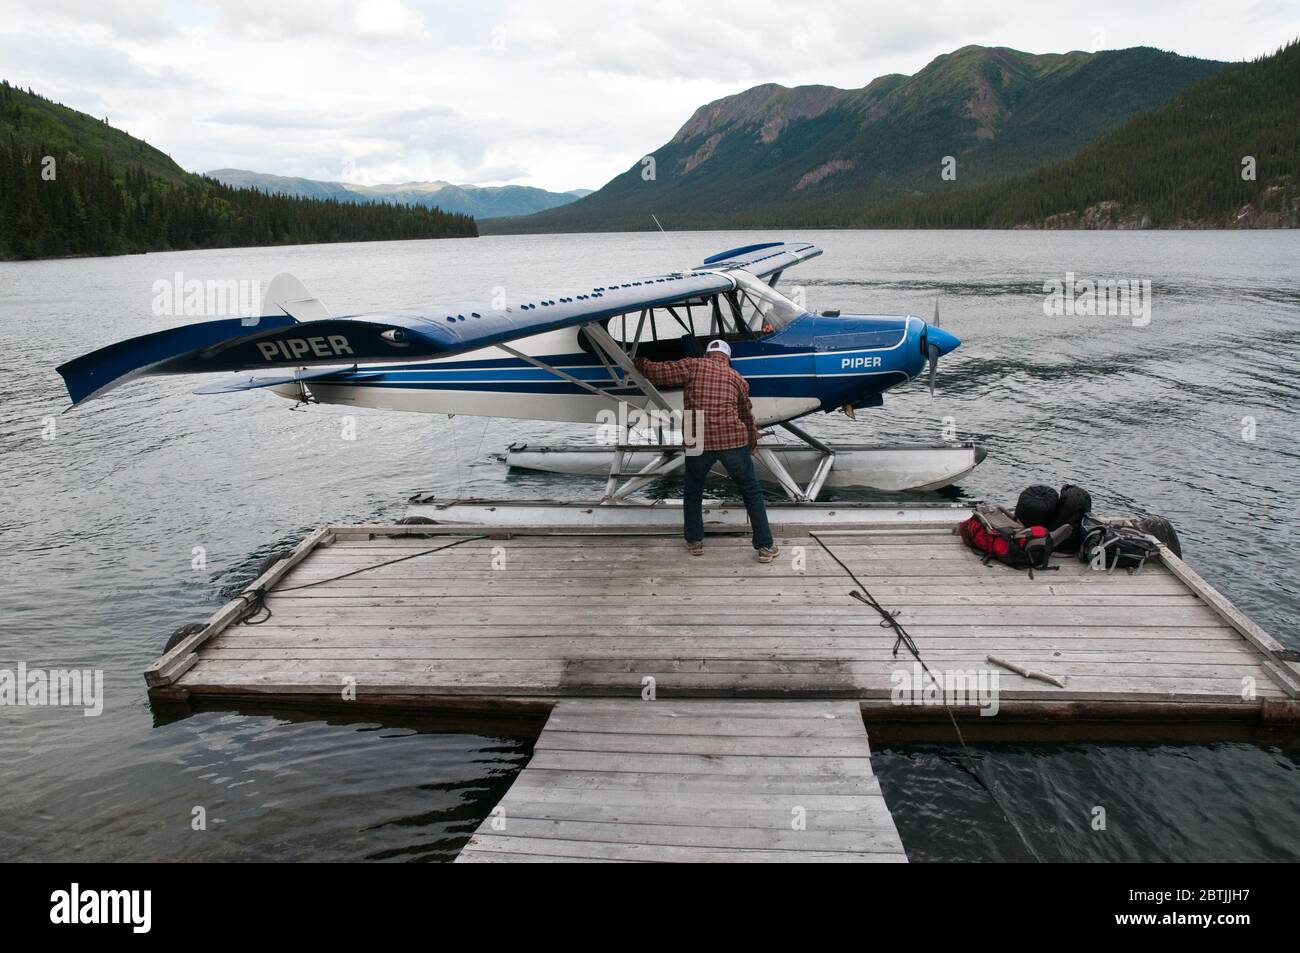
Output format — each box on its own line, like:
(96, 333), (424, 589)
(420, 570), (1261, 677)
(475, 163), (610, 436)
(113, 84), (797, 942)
(927, 300), (941, 397)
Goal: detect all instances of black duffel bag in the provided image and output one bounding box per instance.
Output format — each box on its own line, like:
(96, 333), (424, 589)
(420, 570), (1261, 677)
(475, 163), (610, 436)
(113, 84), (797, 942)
(1049, 484), (1093, 556)
(1014, 484), (1059, 528)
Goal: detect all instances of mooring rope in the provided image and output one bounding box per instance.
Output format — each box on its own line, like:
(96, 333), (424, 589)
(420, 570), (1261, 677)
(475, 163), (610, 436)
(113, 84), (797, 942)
(235, 534), (489, 627)
(808, 530), (1047, 862)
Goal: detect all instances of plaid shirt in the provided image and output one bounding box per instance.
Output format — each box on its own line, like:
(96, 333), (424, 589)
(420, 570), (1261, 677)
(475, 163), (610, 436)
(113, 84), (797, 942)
(633, 352), (758, 451)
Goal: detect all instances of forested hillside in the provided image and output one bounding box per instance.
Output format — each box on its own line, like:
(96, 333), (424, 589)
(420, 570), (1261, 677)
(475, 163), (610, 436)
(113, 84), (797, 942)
(857, 40), (1300, 228)
(0, 82), (477, 261)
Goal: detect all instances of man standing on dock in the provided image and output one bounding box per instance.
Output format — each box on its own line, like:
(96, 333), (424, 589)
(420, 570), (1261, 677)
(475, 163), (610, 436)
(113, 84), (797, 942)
(634, 340), (779, 563)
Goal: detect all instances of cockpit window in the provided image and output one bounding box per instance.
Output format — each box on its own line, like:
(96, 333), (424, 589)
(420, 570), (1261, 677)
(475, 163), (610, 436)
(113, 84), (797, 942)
(728, 269), (809, 335)
(596, 268), (811, 362)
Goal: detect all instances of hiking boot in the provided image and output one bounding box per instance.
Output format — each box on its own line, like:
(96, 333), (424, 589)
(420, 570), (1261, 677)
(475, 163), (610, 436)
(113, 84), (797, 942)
(757, 545), (780, 563)
(686, 540), (704, 556)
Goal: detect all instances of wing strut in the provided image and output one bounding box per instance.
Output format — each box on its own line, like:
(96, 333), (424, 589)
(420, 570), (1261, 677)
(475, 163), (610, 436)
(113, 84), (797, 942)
(581, 322), (674, 414)
(494, 343), (646, 406)
(602, 448), (687, 501)
(757, 421), (837, 502)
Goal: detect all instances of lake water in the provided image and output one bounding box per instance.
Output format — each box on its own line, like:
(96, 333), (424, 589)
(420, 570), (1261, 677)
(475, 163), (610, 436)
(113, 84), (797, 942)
(1, 230), (1298, 862)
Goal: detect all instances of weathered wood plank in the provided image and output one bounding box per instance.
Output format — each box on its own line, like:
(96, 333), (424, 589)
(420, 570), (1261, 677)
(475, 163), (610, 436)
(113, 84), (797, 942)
(468, 818), (903, 852)
(456, 836), (908, 863)
(180, 653), (1279, 682)
(493, 786), (886, 811)
(533, 730), (873, 758)
(200, 644), (1264, 665)
(320, 544), (860, 557)
(299, 554), (1155, 579)
(455, 851), (631, 863)
(203, 625), (1249, 645)
(245, 605), (1230, 626)
(265, 574), (1187, 592)
(265, 593), (1205, 608)
(510, 769), (885, 796)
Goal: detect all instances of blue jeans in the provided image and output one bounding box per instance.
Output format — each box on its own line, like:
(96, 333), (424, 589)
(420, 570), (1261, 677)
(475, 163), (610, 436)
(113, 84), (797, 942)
(683, 446), (774, 550)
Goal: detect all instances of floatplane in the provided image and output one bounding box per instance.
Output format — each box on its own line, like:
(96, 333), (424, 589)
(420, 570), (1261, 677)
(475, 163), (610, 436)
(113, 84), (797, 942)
(56, 242), (977, 501)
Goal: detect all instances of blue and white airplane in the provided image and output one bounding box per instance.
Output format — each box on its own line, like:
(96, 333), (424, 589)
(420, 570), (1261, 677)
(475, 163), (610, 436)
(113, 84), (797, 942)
(56, 242), (966, 499)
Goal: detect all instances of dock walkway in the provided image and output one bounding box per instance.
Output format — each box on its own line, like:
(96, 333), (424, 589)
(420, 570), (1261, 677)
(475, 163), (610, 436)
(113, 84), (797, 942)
(455, 698), (907, 863)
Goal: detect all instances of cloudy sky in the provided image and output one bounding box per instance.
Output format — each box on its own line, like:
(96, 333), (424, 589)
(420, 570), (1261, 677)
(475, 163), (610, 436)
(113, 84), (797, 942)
(2, 0), (1295, 192)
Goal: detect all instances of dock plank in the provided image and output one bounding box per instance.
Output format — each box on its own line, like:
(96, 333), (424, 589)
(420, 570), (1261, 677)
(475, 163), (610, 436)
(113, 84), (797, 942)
(455, 699), (906, 863)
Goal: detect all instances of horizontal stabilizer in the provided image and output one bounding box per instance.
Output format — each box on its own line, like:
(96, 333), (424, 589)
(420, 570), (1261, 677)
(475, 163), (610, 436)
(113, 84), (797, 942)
(697, 242), (821, 279)
(56, 316), (295, 407)
(192, 364), (358, 395)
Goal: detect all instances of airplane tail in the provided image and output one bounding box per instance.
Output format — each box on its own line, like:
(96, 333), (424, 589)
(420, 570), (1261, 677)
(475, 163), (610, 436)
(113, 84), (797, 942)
(56, 315), (299, 407)
(55, 273), (454, 408)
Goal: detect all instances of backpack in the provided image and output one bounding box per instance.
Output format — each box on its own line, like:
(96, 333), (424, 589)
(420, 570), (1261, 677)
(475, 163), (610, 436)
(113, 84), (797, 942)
(1102, 515), (1183, 559)
(1049, 484), (1093, 556)
(1014, 484), (1059, 528)
(1077, 516), (1161, 573)
(959, 505), (1071, 577)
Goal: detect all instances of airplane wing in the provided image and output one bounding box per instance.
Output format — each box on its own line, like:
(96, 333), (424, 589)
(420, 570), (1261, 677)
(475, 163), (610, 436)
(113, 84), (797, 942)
(56, 241), (821, 407)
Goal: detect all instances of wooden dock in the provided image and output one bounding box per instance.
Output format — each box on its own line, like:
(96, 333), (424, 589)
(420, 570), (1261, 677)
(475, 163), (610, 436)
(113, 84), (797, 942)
(146, 512), (1300, 724)
(455, 698), (906, 863)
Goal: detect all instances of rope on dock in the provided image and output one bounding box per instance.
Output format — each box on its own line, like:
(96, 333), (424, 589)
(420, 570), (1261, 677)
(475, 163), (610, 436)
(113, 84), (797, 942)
(234, 534), (490, 627)
(808, 531), (1047, 862)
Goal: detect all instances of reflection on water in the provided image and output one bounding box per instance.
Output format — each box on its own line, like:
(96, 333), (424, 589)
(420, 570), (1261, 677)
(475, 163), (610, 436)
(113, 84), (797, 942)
(1, 229), (1297, 861)
(874, 741), (1300, 863)
(4, 706), (532, 863)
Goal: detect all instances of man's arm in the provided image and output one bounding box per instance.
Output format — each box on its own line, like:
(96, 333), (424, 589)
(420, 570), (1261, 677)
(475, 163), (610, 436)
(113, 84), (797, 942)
(736, 376), (759, 450)
(632, 356), (694, 389)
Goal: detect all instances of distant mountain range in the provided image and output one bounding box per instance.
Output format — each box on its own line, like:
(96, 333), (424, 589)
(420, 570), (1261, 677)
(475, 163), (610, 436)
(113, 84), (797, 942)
(484, 44), (1247, 233)
(859, 39), (1300, 228)
(206, 168), (591, 219)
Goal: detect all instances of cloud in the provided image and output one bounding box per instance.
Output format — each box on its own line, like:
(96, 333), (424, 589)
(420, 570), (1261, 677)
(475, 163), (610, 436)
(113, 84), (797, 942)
(0, 0), (1292, 192)
(0, 31), (201, 99)
(353, 0), (429, 39)
(208, 0), (335, 40)
(9, 0), (182, 39)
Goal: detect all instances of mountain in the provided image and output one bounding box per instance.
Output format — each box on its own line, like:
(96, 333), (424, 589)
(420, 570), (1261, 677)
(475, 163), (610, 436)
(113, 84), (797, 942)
(207, 169), (590, 219)
(0, 82), (476, 260)
(0, 82), (192, 186)
(854, 39), (1300, 228)
(482, 45), (1227, 233)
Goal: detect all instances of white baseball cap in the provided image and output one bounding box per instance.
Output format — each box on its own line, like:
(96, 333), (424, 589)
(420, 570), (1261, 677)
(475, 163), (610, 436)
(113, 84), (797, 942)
(706, 339), (732, 357)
